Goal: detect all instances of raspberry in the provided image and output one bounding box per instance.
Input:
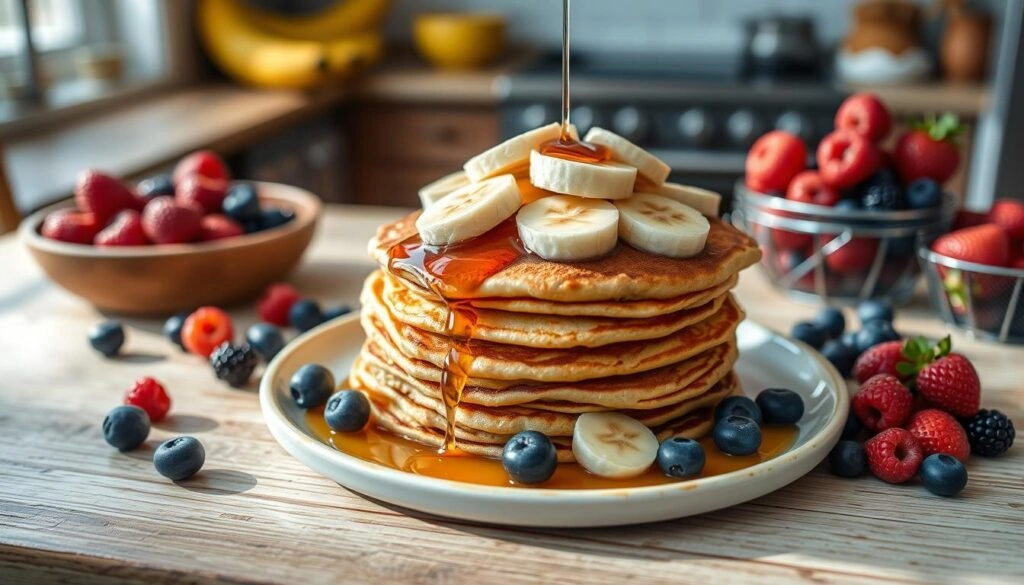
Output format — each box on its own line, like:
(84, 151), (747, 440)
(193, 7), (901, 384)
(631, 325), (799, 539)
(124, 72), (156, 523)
(198, 214), (244, 241)
(864, 428), (923, 484)
(906, 409), (970, 462)
(209, 342), (257, 388)
(851, 374), (913, 433)
(173, 150), (230, 185)
(124, 377), (171, 422)
(965, 409), (1015, 457)
(258, 283), (301, 326)
(181, 307), (234, 358)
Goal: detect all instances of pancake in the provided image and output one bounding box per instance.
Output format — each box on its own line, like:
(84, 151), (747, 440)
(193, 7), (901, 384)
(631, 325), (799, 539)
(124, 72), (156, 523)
(362, 288), (744, 382)
(358, 337), (738, 412)
(375, 270), (729, 348)
(370, 212), (760, 302)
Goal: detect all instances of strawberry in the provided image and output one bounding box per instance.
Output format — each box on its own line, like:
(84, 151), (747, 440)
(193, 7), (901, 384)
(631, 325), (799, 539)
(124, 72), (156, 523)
(745, 131), (806, 193)
(258, 283), (301, 326)
(894, 114), (962, 184)
(825, 236), (878, 274)
(176, 174), (229, 215)
(199, 214), (245, 241)
(987, 198), (1024, 241)
(74, 170), (141, 223)
(864, 428), (924, 484)
(834, 93), (892, 143)
(40, 209), (100, 244)
(906, 409), (971, 462)
(173, 150), (230, 186)
(816, 130), (881, 188)
(851, 373), (914, 433)
(785, 170), (840, 207)
(141, 196), (202, 244)
(932, 224), (1011, 303)
(916, 354), (982, 418)
(852, 340), (906, 383)
(951, 209), (989, 231)
(95, 210), (149, 246)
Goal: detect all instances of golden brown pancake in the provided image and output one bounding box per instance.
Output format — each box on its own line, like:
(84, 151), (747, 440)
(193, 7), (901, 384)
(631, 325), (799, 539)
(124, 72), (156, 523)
(369, 212), (761, 302)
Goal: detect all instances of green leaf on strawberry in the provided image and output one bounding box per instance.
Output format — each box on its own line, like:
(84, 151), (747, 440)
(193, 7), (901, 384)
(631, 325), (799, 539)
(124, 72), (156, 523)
(896, 335), (953, 378)
(908, 113), (964, 143)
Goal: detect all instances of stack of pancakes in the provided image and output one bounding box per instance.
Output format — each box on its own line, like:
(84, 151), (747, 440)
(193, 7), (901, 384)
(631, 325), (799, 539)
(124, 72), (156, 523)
(350, 212), (761, 462)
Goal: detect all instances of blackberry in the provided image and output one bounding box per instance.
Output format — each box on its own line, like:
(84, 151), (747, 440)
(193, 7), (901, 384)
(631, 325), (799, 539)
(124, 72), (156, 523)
(210, 342), (257, 388)
(965, 409), (1015, 457)
(858, 169), (905, 211)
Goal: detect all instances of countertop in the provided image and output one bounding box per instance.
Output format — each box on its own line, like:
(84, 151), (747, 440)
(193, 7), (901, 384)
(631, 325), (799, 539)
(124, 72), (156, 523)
(1, 205), (1021, 585)
(3, 51), (989, 215)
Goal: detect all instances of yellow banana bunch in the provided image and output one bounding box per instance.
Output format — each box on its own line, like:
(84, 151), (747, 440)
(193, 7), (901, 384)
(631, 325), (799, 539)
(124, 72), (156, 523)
(198, 0), (386, 89)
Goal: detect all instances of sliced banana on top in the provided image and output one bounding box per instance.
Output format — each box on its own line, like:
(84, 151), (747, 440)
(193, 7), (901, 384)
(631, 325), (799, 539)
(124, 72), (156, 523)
(516, 195), (619, 262)
(584, 127), (671, 186)
(530, 150), (637, 200)
(464, 123), (578, 182)
(653, 182), (722, 218)
(415, 174), (521, 246)
(418, 170), (470, 209)
(615, 193), (710, 258)
(572, 412), (659, 478)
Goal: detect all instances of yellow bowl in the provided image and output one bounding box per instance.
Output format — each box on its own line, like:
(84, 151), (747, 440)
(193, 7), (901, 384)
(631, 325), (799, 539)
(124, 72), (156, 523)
(413, 13), (506, 70)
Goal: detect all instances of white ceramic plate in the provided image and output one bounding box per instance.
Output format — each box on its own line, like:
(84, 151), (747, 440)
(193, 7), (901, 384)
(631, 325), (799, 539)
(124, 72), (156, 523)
(260, 316), (848, 527)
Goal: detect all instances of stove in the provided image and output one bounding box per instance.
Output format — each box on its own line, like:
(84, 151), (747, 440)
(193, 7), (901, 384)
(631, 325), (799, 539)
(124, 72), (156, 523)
(497, 51), (849, 200)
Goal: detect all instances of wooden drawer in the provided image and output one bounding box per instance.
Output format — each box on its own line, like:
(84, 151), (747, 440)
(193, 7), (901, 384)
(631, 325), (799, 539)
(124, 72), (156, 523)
(352, 163), (463, 207)
(352, 105), (499, 165)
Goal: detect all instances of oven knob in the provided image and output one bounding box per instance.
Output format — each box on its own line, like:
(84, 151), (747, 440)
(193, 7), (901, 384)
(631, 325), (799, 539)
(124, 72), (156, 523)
(520, 104), (553, 131)
(727, 109), (764, 148)
(611, 106), (648, 142)
(678, 108), (716, 147)
(571, 105), (600, 135)
(775, 111), (815, 143)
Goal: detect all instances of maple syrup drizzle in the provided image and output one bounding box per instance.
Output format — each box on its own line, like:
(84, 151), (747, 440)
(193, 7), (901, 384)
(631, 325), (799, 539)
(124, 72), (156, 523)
(387, 219), (526, 452)
(306, 406), (799, 489)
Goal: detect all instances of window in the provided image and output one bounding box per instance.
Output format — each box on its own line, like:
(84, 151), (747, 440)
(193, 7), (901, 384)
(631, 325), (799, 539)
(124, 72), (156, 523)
(0, 0), (82, 55)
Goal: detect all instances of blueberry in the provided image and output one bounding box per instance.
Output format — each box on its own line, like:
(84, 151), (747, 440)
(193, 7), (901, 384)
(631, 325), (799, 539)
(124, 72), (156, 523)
(222, 183), (261, 223)
(906, 178), (942, 210)
(855, 319), (900, 353)
(841, 414), (863, 440)
(163, 311), (190, 351)
(857, 300), (893, 325)
(840, 331), (859, 350)
(502, 430), (557, 484)
(813, 307), (846, 339)
(821, 339), (859, 378)
(828, 440), (866, 478)
(89, 320), (125, 357)
(714, 396), (763, 426)
(756, 388), (805, 425)
(834, 198), (862, 212)
(790, 321), (827, 349)
(261, 208), (295, 230)
(137, 174), (174, 198)
(246, 323), (285, 361)
(860, 182), (905, 211)
(289, 299), (324, 332)
(289, 364), (334, 408)
(919, 453), (968, 497)
(102, 405), (150, 451)
(153, 436), (205, 481)
(324, 390), (371, 432)
(657, 437), (706, 478)
(323, 305), (353, 321)
(713, 415), (762, 456)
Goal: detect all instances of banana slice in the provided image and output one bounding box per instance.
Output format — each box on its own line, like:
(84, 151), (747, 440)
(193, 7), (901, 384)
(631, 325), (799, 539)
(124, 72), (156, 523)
(418, 170), (470, 209)
(530, 150), (637, 200)
(572, 412), (659, 478)
(464, 123), (578, 182)
(615, 193), (710, 258)
(584, 127), (671, 186)
(415, 174), (521, 246)
(516, 195), (619, 261)
(653, 182), (722, 217)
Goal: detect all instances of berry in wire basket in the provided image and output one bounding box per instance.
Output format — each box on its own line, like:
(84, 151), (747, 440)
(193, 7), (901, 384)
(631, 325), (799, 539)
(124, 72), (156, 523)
(964, 409), (1015, 457)
(894, 114), (962, 185)
(835, 93), (892, 143)
(786, 171), (840, 207)
(745, 130), (806, 193)
(816, 130), (881, 189)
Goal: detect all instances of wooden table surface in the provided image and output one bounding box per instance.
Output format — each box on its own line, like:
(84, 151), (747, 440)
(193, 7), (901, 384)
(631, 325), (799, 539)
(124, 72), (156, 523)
(1, 205), (1021, 585)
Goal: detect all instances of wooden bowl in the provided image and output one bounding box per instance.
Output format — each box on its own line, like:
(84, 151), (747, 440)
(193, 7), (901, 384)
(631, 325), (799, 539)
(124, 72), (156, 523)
(20, 182), (321, 316)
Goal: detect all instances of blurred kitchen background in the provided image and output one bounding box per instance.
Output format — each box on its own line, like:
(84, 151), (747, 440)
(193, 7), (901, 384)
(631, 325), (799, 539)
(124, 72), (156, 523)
(0, 0), (1021, 229)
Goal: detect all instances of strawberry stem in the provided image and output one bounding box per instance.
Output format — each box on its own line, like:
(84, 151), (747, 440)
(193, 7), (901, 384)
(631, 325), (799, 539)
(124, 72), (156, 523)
(908, 113), (964, 142)
(896, 335), (953, 378)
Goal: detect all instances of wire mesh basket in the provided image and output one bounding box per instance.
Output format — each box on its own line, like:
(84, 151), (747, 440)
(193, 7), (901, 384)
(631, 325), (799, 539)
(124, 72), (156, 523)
(731, 181), (955, 305)
(919, 247), (1024, 344)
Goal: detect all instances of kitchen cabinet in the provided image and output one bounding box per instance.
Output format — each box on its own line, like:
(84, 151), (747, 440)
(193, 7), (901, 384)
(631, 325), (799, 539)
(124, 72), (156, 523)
(345, 104), (500, 207)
